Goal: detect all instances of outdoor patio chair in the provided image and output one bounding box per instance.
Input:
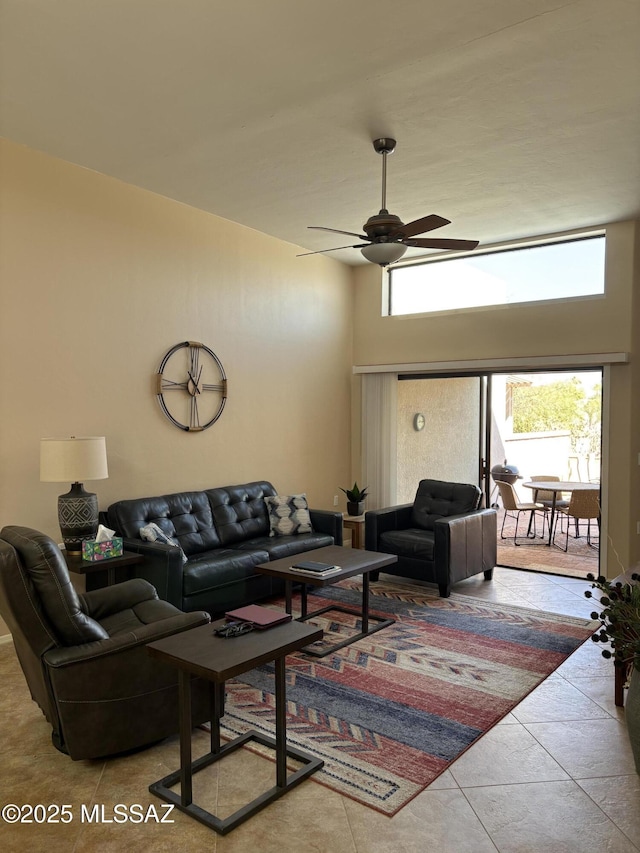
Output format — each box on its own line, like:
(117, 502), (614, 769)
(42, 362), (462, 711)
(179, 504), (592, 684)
(530, 474), (570, 532)
(530, 475), (570, 510)
(552, 488), (600, 552)
(496, 480), (548, 546)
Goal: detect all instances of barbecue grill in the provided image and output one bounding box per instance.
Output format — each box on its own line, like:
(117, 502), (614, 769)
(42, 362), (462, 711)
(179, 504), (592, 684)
(490, 461), (521, 485)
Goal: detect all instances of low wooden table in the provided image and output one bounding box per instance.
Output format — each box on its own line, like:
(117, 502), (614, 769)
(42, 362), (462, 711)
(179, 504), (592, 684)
(147, 619), (323, 836)
(62, 549), (144, 586)
(343, 514), (365, 548)
(256, 545), (397, 657)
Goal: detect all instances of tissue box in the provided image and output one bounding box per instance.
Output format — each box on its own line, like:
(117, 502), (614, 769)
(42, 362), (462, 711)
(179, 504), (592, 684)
(82, 537), (123, 561)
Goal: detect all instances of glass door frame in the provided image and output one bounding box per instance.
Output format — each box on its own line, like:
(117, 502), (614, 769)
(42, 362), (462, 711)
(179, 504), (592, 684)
(397, 367), (604, 574)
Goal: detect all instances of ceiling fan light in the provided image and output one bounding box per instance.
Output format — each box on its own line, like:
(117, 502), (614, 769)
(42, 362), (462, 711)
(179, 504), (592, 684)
(360, 242), (408, 266)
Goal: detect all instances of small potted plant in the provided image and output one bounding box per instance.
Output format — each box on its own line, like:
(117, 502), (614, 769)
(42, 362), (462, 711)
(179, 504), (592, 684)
(585, 571), (640, 772)
(341, 482), (368, 517)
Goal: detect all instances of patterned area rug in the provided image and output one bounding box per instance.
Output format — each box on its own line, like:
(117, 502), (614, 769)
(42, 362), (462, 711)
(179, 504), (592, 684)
(221, 579), (597, 815)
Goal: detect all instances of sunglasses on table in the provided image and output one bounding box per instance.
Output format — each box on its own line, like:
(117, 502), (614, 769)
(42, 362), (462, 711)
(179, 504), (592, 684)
(214, 621), (255, 638)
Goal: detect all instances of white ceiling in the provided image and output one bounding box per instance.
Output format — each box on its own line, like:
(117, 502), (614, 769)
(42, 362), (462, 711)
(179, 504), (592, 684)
(1, 0), (639, 265)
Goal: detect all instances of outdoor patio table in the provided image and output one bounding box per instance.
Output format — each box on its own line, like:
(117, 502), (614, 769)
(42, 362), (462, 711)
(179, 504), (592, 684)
(521, 480), (600, 546)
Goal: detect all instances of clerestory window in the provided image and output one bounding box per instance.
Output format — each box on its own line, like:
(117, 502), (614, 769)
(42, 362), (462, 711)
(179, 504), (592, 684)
(388, 233), (605, 316)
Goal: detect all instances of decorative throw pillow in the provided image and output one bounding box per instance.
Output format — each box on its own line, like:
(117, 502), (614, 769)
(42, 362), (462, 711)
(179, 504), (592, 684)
(264, 494), (313, 537)
(139, 522), (188, 563)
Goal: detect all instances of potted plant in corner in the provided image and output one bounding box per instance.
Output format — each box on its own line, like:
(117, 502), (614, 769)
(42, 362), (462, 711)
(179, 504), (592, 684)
(585, 571), (640, 773)
(341, 482), (368, 517)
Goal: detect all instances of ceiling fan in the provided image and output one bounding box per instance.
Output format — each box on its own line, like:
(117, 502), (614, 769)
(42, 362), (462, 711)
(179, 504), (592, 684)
(298, 137), (479, 266)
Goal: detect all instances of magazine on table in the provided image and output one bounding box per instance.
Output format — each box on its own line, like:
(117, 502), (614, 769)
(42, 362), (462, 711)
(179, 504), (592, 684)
(289, 560), (342, 577)
(224, 604), (292, 629)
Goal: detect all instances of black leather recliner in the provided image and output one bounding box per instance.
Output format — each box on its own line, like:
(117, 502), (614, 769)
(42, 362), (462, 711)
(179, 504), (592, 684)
(365, 479), (497, 597)
(0, 526), (212, 760)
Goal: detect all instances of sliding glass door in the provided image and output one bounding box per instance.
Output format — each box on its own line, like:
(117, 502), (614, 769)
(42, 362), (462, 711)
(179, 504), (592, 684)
(395, 369), (602, 577)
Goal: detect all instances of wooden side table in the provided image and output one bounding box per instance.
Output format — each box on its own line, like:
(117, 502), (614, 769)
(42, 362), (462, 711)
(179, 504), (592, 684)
(147, 619), (324, 835)
(343, 514), (365, 549)
(62, 550), (144, 586)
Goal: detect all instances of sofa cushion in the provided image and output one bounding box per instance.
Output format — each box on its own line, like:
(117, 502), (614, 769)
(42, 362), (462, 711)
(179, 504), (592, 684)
(108, 491), (221, 557)
(182, 548), (270, 597)
(235, 531), (334, 560)
(380, 529), (436, 562)
(264, 494), (312, 537)
(411, 479), (481, 531)
(205, 481), (276, 546)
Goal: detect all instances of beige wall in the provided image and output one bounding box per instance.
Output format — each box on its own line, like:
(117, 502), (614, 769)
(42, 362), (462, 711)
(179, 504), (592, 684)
(353, 224), (635, 363)
(353, 221), (640, 575)
(2, 136), (638, 644)
(397, 377), (480, 502)
(0, 140), (355, 637)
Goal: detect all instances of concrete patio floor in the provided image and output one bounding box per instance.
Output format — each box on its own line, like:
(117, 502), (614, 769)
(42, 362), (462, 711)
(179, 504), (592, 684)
(495, 506), (600, 579)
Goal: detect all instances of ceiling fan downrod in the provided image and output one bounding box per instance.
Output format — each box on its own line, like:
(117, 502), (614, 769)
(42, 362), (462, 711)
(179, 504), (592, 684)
(372, 137), (397, 213)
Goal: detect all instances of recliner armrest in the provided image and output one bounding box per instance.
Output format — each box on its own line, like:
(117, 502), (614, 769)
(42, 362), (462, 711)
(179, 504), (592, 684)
(365, 504), (414, 550)
(80, 578), (159, 621)
(43, 609), (210, 668)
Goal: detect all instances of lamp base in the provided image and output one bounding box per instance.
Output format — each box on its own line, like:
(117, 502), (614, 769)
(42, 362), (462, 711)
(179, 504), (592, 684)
(58, 483), (99, 555)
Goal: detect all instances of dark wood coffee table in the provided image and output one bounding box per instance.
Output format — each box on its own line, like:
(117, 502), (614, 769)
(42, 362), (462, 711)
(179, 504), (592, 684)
(256, 545), (397, 657)
(147, 619), (323, 835)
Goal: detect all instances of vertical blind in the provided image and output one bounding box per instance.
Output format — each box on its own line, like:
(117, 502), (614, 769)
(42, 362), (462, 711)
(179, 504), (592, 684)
(361, 372), (398, 510)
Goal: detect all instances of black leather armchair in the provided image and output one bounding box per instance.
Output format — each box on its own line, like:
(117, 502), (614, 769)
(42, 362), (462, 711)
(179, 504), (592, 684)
(365, 479), (497, 597)
(0, 526), (212, 760)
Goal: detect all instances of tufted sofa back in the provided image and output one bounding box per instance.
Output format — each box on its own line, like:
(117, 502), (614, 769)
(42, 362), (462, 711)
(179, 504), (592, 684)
(107, 491), (221, 556)
(107, 481), (278, 555)
(205, 481), (276, 546)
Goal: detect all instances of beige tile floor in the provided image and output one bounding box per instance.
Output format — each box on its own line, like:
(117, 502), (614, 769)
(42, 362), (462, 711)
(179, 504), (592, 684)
(1, 566), (639, 852)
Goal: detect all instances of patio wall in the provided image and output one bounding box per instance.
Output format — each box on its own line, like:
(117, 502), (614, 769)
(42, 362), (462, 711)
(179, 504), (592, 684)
(504, 431), (572, 500)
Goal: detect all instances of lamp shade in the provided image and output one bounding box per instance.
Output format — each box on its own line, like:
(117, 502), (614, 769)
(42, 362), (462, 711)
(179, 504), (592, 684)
(360, 242), (408, 266)
(40, 436), (109, 483)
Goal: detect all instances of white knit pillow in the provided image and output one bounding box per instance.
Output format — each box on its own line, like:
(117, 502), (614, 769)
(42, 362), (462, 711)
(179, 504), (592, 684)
(264, 494), (312, 537)
(139, 522), (187, 562)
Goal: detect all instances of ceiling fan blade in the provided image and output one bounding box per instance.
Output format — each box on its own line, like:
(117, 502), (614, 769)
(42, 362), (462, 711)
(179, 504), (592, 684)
(308, 226), (369, 240)
(406, 237), (480, 251)
(395, 214), (451, 238)
(296, 243), (368, 257)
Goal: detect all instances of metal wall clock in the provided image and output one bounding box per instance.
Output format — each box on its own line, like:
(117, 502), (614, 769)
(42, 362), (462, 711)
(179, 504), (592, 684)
(156, 341), (227, 431)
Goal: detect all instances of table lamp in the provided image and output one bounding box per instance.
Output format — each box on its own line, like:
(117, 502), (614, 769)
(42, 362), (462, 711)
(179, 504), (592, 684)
(40, 436), (109, 555)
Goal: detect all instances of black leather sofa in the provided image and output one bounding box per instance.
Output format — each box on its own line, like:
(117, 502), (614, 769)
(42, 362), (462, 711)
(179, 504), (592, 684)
(365, 479), (497, 597)
(93, 481), (343, 616)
